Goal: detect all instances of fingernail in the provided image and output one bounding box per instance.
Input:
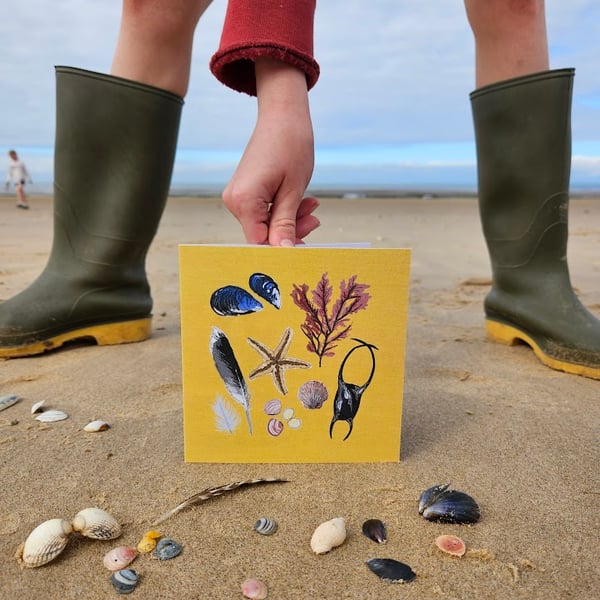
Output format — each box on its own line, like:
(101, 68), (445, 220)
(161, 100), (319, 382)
(279, 239), (294, 247)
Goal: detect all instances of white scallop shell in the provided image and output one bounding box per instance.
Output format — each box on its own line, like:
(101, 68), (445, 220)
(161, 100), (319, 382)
(83, 419), (110, 432)
(310, 517), (347, 554)
(18, 518), (73, 568)
(71, 507), (121, 540)
(35, 409), (69, 423)
(0, 394), (20, 412)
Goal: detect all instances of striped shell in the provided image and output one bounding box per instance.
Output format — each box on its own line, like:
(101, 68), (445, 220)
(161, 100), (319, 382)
(18, 518), (73, 568)
(110, 568), (139, 594)
(103, 546), (138, 571)
(71, 507), (121, 540)
(253, 517), (278, 536)
(267, 418), (284, 437)
(153, 538), (182, 560)
(263, 399), (282, 416)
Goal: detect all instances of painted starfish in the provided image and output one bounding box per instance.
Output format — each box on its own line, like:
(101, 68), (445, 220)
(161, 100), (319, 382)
(247, 327), (311, 395)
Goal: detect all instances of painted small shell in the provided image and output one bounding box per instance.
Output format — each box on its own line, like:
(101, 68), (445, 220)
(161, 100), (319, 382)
(210, 285), (263, 316)
(35, 409), (69, 422)
(287, 417), (302, 429)
(310, 517), (346, 554)
(153, 537), (182, 560)
(83, 419), (110, 432)
(298, 380), (328, 409)
(435, 534), (466, 557)
(254, 517), (278, 536)
(0, 394), (19, 412)
(103, 546), (138, 571)
(281, 407), (294, 421)
(362, 519), (387, 544)
(241, 577), (268, 599)
(263, 399), (282, 416)
(71, 507), (121, 540)
(267, 418), (283, 437)
(366, 558), (416, 583)
(249, 272), (281, 309)
(137, 530), (162, 553)
(418, 483), (481, 524)
(17, 518), (73, 568)
(110, 568), (139, 595)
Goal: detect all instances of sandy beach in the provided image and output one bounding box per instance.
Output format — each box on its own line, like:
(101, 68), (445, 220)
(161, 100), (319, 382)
(1, 195), (598, 599)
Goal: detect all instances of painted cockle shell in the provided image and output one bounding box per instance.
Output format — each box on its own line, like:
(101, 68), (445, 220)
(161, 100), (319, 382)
(210, 285), (263, 316)
(267, 418), (283, 437)
(254, 517), (278, 536)
(17, 518), (73, 568)
(103, 546), (138, 571)
(263, 399), (281, 415)
(362, 519), (387, 544)
(435, 534), (466, 557)
(241, 577), (268, 599)
(298, 380), (328, 409)
(137, 530), (162, 553)
(366, 558), (416, 583)
(310, 517), (347, 554)
(71, 507), (122, 540)
(249, 272), (281, 309)
(418, 483), (481, 524)
(153, 537), (182, 560)
(110, 568), (139, 594)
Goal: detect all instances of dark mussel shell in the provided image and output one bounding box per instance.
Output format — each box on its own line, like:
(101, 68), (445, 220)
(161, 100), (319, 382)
(110, 569), (139, 595)
(210, 285), (263, 316)
(362, 519), (387, 544)
(249, 273), (281, 309)
(366, 558), (416, 583)
(418, 483), (480, 524)
(153, 538), (183, 560)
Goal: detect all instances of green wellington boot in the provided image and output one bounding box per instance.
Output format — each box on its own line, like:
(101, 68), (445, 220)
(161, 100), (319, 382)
(0, 67), (182, 358)
(470, 68), (600, 379)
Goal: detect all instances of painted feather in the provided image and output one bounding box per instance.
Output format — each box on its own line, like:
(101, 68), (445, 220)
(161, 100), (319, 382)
(151, 478), (287, 526)
(209, 327), (252, 434)
(212, 395), (240, 433)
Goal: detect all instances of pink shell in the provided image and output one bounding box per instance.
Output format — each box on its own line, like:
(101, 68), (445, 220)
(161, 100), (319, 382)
(298, 380), (328, 409)
(263, 399), (281, 415)
(103, 546), (138, 571)
(267, 418), (284, 437)
(241, 578), (268, 599)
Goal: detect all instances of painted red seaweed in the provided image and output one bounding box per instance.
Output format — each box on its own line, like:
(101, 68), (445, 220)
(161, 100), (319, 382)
(290, 273), (371, 366)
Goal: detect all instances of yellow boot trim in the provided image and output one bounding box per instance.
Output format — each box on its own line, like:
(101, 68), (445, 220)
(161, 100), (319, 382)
(0, 317), (152, 359)
(486, 319), (600, 380)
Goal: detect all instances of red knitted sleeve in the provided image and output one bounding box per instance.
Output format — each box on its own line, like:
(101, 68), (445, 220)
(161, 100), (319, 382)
(210, 0), (320, 96)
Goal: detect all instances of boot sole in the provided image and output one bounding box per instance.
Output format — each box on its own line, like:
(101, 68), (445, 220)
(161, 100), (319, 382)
(0, 318), (152, 358)
(486, 319), (600, 380)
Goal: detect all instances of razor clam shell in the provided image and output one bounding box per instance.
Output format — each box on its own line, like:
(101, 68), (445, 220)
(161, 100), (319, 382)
(310, 517), (347, 554)
(71, 507), (122, 540)
(366, 558), (416, 583)
(35, 409), (69, 423)
(153, 538), (182, 560)
(110, 568), (139, 594)
(253, 517), (278, 536)
(210, 285), (263, 316)
(0, 394), (20, 412)
(19, 518), (73, 568)
(249, 272), (281, 309)
(362, 519), (387, 544)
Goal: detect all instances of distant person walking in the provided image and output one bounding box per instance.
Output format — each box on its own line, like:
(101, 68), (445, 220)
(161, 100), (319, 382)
(5, 149), (32, 209)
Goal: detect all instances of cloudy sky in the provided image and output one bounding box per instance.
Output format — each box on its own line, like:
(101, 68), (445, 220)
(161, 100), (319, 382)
(1, 1), (599, 191)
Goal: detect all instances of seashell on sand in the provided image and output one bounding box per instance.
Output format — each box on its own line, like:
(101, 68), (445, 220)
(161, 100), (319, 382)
(310, 517), (346, 554)
(366, 558), (416, 583)
(435, 534), (466, 557)
(103, 546), (138, 571)
(17, 518), (73, 568)
(267, 418), (284, 437)
(31, 400), (45, 414)
(362, 519), (387, 544)
(0, 394), (20, 412)
(110, 568), (139, 595)
(71, 507), (121, 540)
(418, 483), (480, 524)
(35, 409), (69, 423)
(298, 380), (328, 409)
(83, 419), (110, 432)
(241, 577), (268, 599)
(253, 517), (278, 536)
(153, 537), (182, 560)
(263, 399), (281, 416)
(137, 530), (162, 553)
(281, 407), (294, 421)
(287, 417), (301, 429)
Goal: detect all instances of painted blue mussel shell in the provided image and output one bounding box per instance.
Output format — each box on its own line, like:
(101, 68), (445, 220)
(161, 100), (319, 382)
(210, 285), (263, 316)
(418, 483), (481, 524)
(249, 273), (281, 309)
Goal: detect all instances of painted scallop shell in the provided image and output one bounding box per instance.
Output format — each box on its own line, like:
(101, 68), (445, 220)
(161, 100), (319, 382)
(418, 483), (480, 524)
(110, 568), (139, 595)
(267, 418), (284, 437)
(18, 518), (73, 568)
(210, 285), (263, 316)
(71, 507), (121, 540)
(310, 517), (346, 554)
(263, 399), (282, 416)
(254, 517), (278, 536)
(103, 546), (138, 571)
(153, 538), (182, 560)
(298, 380), (328, 409)
(249, 272), (281, 309)
(241, 577), (268, 600)
(366, 558), (416, 583)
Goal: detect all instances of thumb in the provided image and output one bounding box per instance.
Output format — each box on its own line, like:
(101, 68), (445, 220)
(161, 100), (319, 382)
(267, 193), (300, 247)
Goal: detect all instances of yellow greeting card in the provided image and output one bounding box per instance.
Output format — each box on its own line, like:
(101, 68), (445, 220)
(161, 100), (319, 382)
(179, 245), (410, 463)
